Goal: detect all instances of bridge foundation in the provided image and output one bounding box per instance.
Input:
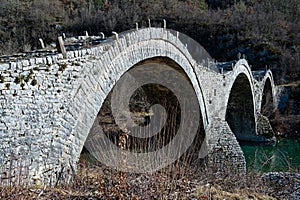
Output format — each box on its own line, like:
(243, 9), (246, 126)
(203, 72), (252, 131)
(206, 118), (246, 175)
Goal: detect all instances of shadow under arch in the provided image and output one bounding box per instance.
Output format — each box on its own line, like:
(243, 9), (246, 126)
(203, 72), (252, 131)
(81, 56), (207, 171)
(225, 73), (256, 141)
(261, 77), (275, 117)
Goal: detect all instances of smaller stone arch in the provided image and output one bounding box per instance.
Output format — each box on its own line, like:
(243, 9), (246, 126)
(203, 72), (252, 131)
(224, 60), (267, 141)
(260, 70), (276, 117)
(225, 73), (256, 141)
(224, 61), (276, 142)
(253, 70), (277, 139)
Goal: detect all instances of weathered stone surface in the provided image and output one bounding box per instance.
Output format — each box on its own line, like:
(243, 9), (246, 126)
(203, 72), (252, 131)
(0, 63), (9, 70)
(262, 172), (300, 199)
(0, 28), (277, 185)
(206, 118), (246, 174)
(257, 114), (275, 138)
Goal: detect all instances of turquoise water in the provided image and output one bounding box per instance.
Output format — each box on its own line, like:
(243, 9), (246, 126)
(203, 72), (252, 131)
(240, 138), (300, 172)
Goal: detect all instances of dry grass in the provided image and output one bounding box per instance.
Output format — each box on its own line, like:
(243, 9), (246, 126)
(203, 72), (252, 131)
(194, 185), (276, 200)
(1, 161), (278, 200)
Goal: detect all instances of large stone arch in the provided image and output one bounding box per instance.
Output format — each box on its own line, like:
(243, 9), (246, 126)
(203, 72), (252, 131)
(65, 31), (209, 165)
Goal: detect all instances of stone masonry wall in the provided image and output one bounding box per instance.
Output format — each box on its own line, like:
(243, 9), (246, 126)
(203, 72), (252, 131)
(0, 28), (209, 184)
(0, 51), (99, 184)
(0, 27), (276, 185)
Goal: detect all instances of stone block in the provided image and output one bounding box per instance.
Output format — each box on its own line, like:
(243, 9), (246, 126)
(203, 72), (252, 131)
(0, 63), (9, 71)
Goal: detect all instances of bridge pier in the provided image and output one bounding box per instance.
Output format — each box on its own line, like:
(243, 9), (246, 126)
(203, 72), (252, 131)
(206, 118), (246, 175)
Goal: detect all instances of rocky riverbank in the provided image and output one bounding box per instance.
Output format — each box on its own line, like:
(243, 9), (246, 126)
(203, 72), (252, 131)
(263, 172), (300, 199)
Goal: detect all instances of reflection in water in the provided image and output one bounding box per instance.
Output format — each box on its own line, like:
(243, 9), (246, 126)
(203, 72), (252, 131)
(241, 138), (300, 172)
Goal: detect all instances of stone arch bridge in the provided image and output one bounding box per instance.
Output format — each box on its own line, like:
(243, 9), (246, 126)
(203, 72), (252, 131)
(0, 28), (277, 184)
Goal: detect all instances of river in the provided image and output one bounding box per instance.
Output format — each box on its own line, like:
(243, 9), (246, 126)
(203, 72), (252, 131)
(240, 138), (300, 172)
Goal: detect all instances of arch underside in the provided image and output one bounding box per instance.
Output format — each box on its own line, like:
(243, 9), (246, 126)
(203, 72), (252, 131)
(261, 78), (274, 117)
(226, 73), (257, 141)
(82, 56), (207, 170)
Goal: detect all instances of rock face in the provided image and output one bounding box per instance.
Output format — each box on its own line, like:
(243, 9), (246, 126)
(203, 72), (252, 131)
(0, 28), (277, 184)
(262, 172), (300, 199)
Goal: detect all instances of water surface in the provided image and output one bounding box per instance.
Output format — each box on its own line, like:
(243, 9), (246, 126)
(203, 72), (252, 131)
(241, 138), (300, 172)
